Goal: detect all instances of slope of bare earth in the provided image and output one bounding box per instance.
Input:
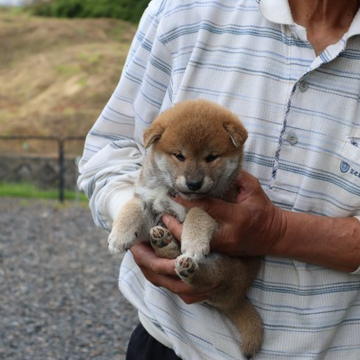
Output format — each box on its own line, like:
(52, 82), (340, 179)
(0, 9), (136, 138)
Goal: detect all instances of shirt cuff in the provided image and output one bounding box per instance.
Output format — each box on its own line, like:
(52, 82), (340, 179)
(107, 187), (135, 224)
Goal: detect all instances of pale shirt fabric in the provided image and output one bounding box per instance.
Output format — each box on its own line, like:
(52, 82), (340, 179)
(78, 0), (360, 358)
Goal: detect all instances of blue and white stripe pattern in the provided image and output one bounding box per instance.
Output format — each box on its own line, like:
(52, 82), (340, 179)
(78, 0), (360, 358)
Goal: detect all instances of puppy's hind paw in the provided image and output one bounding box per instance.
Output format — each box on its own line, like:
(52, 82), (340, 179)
(150, 226), (173, 248)
(175, 255), (198, 279)
(150, 226), (180, 259)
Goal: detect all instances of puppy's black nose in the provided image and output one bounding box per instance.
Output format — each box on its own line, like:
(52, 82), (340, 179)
(186, 181), (203, 191)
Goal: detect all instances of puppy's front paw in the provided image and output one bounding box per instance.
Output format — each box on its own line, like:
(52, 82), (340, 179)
(181, 240), (210, 261)
(175, 255), (198, 280)
(150, 226), (180, 259)
(107, 227), (138, 254)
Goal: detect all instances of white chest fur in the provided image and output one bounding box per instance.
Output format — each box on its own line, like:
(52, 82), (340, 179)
(135, 185), (187, 222)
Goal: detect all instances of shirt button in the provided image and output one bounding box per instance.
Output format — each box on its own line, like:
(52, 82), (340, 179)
(287, 132), (298, 145)
(298, 81), (309, 92)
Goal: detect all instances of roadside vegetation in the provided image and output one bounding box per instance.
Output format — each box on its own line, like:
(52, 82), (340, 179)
(30, 0), (150, 24)
(0, 181), (87, 201)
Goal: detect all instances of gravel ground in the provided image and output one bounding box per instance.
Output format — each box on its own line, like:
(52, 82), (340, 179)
(0, 198), (138, 360)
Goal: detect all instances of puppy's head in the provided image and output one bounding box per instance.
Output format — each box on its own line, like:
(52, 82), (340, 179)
(144, 100), (248, 198)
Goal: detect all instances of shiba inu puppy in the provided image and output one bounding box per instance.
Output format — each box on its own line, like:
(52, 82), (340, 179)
(108, 99), (263, 357)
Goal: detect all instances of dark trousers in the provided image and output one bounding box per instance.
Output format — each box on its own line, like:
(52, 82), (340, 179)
(126, 323), (182, 360)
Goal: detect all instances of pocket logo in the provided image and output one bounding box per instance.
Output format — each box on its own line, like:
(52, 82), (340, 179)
(340, 161), (350, 173)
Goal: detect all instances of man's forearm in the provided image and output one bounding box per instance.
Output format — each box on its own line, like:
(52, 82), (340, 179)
(272, 212), (360, 273)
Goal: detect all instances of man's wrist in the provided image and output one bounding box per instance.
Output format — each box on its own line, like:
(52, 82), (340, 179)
(269, 207), (289, 258)
(267, 211), (360, 273)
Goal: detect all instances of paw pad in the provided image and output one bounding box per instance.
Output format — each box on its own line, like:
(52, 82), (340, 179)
(150, 226), (173, 248)
(175, 255), (198, 279)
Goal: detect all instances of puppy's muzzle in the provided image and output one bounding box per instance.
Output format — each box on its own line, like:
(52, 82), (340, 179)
(186, 181), (203, 191)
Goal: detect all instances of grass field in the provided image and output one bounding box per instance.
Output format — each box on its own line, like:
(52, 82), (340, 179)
(0, 181), (88, 201)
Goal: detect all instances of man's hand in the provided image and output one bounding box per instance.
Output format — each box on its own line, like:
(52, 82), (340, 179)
(130, 242), (216, 304)
(163, 171), (286, 257)
(163, 171), (360, 272)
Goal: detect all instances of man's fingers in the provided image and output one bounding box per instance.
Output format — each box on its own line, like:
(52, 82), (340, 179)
(163, 199), (242, 253)
(179, 293), (209, 304)
(162, 214), (183, 240)
(173, 196), (235, 222)
(235, 170), (261, 202)
(152, 275), (214, 303)
(130, 242), (213, 303)
(130, 242), (176, 276)
(174, 195), (220, 212)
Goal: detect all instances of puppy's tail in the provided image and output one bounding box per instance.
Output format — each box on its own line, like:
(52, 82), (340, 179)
(224, 298), (263, 359)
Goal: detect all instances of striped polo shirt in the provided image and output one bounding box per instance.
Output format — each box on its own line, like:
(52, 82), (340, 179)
(78, 0), (360, 358)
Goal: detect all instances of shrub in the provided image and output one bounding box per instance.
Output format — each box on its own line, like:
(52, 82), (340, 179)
(31, 0), (150, 23)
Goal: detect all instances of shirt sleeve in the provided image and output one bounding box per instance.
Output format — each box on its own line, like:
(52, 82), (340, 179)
(77, 0), (172, 231)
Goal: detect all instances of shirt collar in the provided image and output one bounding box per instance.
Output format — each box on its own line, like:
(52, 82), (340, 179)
(258, 0), (295, 25)
(259, 0), (360, 38)
(346, 8), (360, 38)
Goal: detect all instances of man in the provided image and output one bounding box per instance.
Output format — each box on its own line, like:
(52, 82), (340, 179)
(78, 0), (360, 358)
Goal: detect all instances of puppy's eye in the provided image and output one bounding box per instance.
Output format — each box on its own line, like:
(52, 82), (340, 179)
(174, 153), (186, 162)
(205, 154), (218, 163)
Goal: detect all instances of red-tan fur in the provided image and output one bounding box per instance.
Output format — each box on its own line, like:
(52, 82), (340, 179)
(108, 100), (263, 357)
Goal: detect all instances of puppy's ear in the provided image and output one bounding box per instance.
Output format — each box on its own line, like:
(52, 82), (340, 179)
(223, 122), (248, 148)
(143, 122), (165, 149)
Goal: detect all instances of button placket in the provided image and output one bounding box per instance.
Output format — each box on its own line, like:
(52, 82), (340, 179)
(298, 81), (309, 92)
(287, 132), (298, 145)
(271, 75), (309, 186)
